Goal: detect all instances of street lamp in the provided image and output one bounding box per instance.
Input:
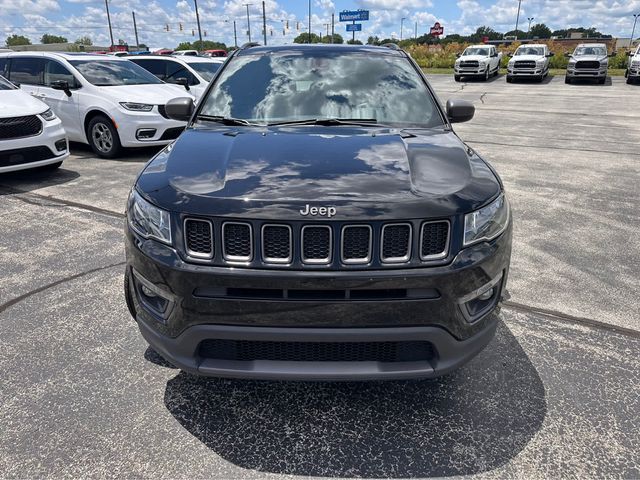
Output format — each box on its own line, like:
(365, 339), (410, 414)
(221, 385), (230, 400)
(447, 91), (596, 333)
(527, 17), (534, 37)
(631, 14), (640, 48)
(514, 0), (522, 39)
(400, 17), (406, 41)
(308, 0), (311, 44)
(244, 3), (253, 42)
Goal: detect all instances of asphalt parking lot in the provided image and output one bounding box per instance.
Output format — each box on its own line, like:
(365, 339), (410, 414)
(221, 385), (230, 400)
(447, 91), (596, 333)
(1, 74), (639, 478)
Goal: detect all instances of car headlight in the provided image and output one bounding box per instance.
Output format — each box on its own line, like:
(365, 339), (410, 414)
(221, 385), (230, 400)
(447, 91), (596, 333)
(120, 102), (154, 112)
(464, 194), (510, 246)
(127, 189), (172, 244)
(40, 108), (57, 121)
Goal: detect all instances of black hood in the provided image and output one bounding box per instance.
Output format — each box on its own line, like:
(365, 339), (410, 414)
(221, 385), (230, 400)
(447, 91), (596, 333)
(137, 125), (501, 220)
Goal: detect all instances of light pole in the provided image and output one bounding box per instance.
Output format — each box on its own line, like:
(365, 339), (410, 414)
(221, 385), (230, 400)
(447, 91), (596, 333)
(527, 17), (534, 37)
(244, 3), (252, 42)
(104, 0), (114, 48)
(194, 0), (203, 45)
(514, 0), (522, 39)
(308, 0), (311, 44)
(631, 14), (639, 48)
(400, 17), (406, 41)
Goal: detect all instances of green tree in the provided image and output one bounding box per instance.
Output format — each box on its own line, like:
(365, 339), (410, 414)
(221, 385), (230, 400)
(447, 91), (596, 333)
(6, 34), (31, 47)
(472, 26), (502, 42)
(367, 35), (380, 45)
(293, 32), (321, 43)
(41, 33), (68, 44)
(74, 36), (93, 45)
(529, 23), (552, 38)
(346, 39), (363, 45)
(321, 33), (343, 44)
(193, 40), (227, 51)
(503, 29), (526, 38)
(176, 41), (193, 50)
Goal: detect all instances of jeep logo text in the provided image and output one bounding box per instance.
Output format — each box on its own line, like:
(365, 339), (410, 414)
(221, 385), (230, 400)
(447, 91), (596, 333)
(299, 204), (337, 218)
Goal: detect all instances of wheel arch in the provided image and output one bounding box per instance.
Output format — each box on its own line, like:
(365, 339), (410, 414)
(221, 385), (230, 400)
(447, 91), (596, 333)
(83, 109), (116, 143)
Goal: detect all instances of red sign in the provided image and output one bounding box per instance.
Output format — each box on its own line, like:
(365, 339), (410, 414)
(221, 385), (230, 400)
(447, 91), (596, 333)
(430, 22), (444, 37)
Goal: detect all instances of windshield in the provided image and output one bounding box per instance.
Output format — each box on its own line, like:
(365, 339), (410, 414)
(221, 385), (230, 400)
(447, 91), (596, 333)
(574, 46), (607, 56)
(190, 62), (222, 82)
(515, 47), (544, 56)
(0, 75), (16, 90)
(199, 51), (443, 128)
(69, 59), (163, 86)
(463, 48), (490, 56)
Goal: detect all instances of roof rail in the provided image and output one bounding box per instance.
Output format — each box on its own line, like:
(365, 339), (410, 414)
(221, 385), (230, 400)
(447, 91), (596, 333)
(381, 43), (402, 51)
(239, 42), (261, 50)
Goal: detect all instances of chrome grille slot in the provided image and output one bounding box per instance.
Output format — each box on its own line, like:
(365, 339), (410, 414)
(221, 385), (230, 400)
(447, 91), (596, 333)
(222, 222), (252, 262)
(381, 224), (412, 263)
(301, 225), (332, 264)
(184, 219), (213, 259)
(420, 221), (449, 260)
(341, 225), (372, 264)
(262, 225), (292, 264)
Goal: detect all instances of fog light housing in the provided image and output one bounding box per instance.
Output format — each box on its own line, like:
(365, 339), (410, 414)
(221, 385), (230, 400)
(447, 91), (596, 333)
(131, 269), (175, 323)
(136, 128), (157, 140)
(459, 272), (504, 323)
(55, 139), (67, 152)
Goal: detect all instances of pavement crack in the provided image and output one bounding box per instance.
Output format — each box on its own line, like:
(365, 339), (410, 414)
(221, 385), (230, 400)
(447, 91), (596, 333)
(0, 262), (126, 315)
(479, 93), (487, 104)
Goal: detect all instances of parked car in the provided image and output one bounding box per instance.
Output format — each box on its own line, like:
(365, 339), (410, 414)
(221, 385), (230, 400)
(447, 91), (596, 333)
(124, 43), (512, 381)
(129, 55), (225, 99)
(173, 50), (199, 57)
(0, 52), (193, 158)
(202, 49), (227, 58)
(0, 75), (69, 173)
(454, 45), (502, 82)
(626, 45), (640, 84)
(506, 44), (553, 83)
(565, 43), (611, 84)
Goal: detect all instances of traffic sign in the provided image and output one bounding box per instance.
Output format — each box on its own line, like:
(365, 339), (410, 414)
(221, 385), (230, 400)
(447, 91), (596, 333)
(346, 23), (362, 32)
(339, 10), (369, 22)
(430, 22), (444, 37)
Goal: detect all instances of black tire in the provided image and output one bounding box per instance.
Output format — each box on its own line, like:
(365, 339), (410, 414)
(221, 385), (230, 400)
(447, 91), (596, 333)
(627, 76), (635, 85)
(506, 76), (513, 83)
(598, 77), (606, 85)
(124, 270), (137, 320)
(454, 75), (461, 82)
(565, 76), (571, 84)
(537, 75), (544, 83)
(87, 115), (122, 158)
(484, 67), (490, 81)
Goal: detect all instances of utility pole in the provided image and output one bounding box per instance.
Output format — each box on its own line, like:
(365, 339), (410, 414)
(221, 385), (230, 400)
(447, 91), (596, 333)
(104, 0), (114, 48)
(324, 23), (330, 41)
(244, 4), (252, 42)
(331, 13), (334, 43)
(262, 1), (267, 45)
(400, 17), (406, 41)
(194, 0), (203, 45)
(132, 11), (139, 50)
(308, 0), (311, 43)
(631, 14), (639, 48)
(414, 21), (417, 39)
(514, 0), (522, 39)
(233, 20), (238, 48)
(527, 17), (534, 37)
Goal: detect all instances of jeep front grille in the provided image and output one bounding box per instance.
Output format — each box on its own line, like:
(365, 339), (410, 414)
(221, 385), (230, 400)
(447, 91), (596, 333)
(183, 218), (451, 269)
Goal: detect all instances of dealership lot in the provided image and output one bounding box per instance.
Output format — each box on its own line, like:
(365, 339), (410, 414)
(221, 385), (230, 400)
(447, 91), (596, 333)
(1, 75), (639, 478)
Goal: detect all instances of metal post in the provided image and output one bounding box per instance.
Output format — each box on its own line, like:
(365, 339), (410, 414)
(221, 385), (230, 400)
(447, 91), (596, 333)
(262, 1), (267, 45)
(514, 0), (522, 39)
(331, 13), (334, 43)
(414, 21), (417, 40)
(132, 11), (139, 49)
(631, 14), (639, 48)
(527, 17), (534, 37)
(233, 20), (238, 48)
(194, 0), (203, 45)
(400, 17), (406, 41)
(244, 4), (252, 42)
(104, 0), (114, 48)
(308, 0), (311, 43)
(352, 20), (355, 42)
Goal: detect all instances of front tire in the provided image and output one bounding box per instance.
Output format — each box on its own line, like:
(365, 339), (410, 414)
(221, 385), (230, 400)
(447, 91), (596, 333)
(598, 77), (606, 85)
(565, 76), (572, 84)
(454, 75), (461, 82)
(506, 76), (513, 83)
(484, 67), (490, 81)
(87, 115), (122, 158)
(124, 270), (137, 320)
(627, 76), (635, 85)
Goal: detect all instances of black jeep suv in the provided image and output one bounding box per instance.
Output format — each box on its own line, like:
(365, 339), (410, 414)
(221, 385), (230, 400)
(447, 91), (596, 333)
(124, 43), (512, 380)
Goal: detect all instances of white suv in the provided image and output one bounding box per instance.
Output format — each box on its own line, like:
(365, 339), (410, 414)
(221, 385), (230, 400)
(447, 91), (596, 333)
(506, 44), (553, 83)
(128, 55), (225, 99)
(0, 75), (69, 173)
(626, 45), (640, 85)
(0, 52), (193, 158)
(454, 45), (502, 82)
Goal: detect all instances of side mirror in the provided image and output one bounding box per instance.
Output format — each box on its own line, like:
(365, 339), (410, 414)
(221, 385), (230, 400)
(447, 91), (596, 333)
(547, 52), (555, 57)
(628, 51), (635, 57)
(51, 80), (72, 97)
(508, 53), (513, 58)
(164, 97), (194, 122)
(456, 53), (461, 58)
(564, 52), (572, 58)
(176, 77), (190, 91)
(446, 99), (475, 124)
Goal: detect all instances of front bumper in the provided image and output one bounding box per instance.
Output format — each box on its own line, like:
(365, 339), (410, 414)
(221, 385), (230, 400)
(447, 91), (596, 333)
(114, 108), (186, 148)
(507, 67), (545, 77)
(454, 66), (488, 76)
(628, 66), (640, 78)
(566, 67), (607, 78)
(125, 223), (512, 380)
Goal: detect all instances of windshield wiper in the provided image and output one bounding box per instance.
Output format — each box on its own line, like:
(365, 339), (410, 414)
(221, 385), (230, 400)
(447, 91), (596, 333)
(267, 118), (380, 127)
(197, 115), (260, 126)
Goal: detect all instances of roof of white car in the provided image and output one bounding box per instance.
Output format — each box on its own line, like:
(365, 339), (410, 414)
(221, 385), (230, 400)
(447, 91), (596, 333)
(129, 55), (224, 64)
(576, 43), (607, 48)
(0, 51), (129, 61)
(517, 44), (546, 48)
(467, 45), (492, 49)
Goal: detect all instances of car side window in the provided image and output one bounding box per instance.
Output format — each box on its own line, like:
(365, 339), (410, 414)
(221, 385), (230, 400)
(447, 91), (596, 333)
(165, 61), (199, 86)
(133, 59), (166, 79)
(0, 58), (7, 78)
(44, 60), (79, 88)
(9, 57), (45, 85)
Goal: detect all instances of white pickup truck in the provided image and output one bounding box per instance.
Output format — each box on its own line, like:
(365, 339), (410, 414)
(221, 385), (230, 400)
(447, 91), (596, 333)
(626, 45), (640, 85)
(506, 44), (554, 83)
(454, 45), (502, 82)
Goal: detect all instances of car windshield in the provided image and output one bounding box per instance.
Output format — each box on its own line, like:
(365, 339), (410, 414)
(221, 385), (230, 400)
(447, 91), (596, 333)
(463, 48), (490, 56)
(574, 46), (607, 56)
(0, 75), (16, 90)
(198, 51), (443, 128)
(515, 47), (544, 56)
(189, 62), (222, 82)
(69, 59), (163, 86)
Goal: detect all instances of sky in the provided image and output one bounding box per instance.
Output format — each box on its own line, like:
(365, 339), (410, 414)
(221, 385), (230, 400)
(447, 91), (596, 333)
(1, 0), (639, 48)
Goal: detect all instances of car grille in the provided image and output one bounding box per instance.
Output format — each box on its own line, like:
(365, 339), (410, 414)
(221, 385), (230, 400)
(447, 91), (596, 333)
(514, 60), (536, 69)
(0, 115), (42, 140)
(0, 146), (56, 168)
(198, 339), (436, 363)
(576, 61), (601, 70)
(183, 218), (451, 269)
(459, 60), (479, 68)
(160, 127), (185, 141)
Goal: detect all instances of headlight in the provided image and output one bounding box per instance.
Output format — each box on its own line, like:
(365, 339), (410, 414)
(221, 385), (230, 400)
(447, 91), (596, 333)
(127, 189), (172, 244)
(464, 194), (510, 246)
(120, 102), (154, 112)
(40, 108), (57, 121)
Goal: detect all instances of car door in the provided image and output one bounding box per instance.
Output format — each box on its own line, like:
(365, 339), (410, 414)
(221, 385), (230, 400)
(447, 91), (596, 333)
(41, 59), (82, 140)
(8, 56), (45, 98)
